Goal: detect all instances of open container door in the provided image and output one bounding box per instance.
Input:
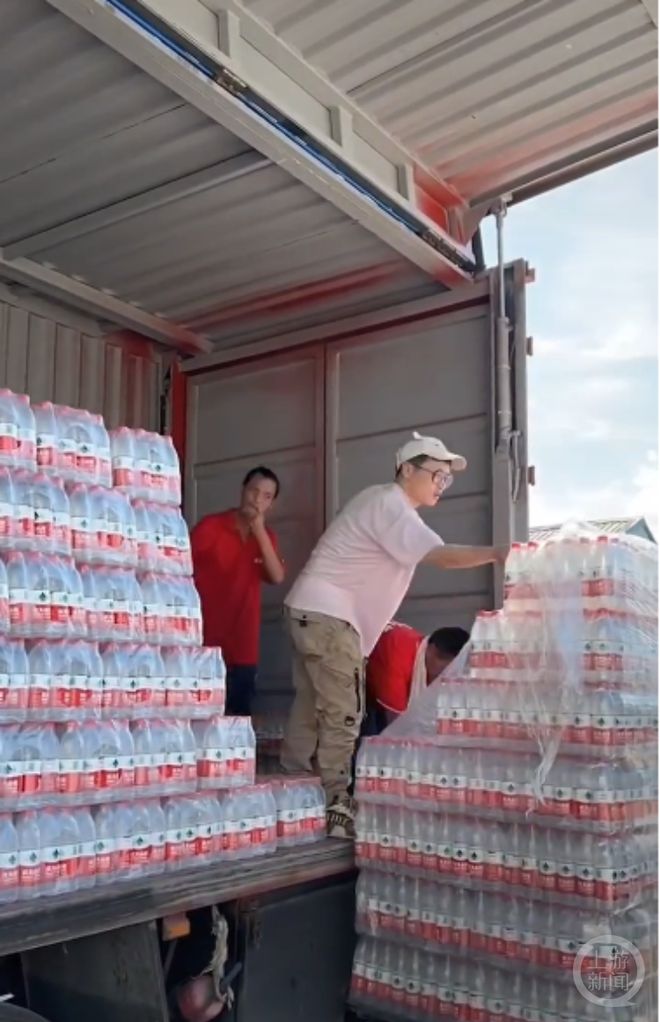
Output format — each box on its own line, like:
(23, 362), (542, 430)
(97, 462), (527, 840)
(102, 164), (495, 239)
(182, 259), (530, 720)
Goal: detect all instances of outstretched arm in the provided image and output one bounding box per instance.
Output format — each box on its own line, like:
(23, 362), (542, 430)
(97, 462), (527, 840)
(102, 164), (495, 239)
(423, 544), (508, 570)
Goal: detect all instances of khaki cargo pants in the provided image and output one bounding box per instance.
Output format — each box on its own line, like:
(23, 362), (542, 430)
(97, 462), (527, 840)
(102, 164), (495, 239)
(280, 608), (365, 803)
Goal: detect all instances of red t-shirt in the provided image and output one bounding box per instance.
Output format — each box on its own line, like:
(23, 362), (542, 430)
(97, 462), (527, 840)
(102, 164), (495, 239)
(191, 510), (279, 667)
(366, 622), (424, 713)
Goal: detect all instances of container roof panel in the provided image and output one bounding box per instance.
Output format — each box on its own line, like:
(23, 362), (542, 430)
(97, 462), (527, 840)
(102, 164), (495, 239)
(238, 0), (658, 201)
(0, 0), (437, 349)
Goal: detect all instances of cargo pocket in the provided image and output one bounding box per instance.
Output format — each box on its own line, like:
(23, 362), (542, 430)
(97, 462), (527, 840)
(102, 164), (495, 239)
(354, 665), (362, 721)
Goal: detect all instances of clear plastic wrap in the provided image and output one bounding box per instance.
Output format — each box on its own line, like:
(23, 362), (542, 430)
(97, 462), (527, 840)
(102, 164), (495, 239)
(194, 715), (257, 790)
(133, 501), (192, 576)
(0, 390), (36, 471)
(0, 780), (283, 900)
(110, 429), (181, 506)
(140, 572), (202, 647)
(161, 645), (226, 719)
(351, 526), (658, 1021)
(70, 486), (137, 568)
(55, 406), (112, 486)
(5, 553), (86, 640)
(83, 566), (144, 643)
(269, 775), (326, 847)
(0, 402), (283, 904)
(25, 473), (71, 556)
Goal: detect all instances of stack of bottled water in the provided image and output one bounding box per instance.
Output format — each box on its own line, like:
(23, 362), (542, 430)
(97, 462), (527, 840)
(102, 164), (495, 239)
(0, 390), (303, 905)
(270, 777), (326, 847)
(351, 528), (658, 1021)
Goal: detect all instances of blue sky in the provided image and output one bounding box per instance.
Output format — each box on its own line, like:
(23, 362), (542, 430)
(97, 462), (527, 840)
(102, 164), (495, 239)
(483, 150), (658, 535)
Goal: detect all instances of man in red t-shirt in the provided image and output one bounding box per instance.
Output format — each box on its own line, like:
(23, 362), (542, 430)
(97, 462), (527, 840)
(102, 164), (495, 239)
(366, 622), (470, 725)
(191, 467), (285, 716)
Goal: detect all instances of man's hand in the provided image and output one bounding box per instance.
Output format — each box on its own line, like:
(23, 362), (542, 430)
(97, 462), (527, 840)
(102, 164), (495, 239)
(250, 513), (267, 536)
(241, 507), (285, 584)
(242, 506), (266, 533)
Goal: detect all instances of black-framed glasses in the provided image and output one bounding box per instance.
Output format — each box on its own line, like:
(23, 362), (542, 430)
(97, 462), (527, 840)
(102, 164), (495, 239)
(414, 466), (454, 490)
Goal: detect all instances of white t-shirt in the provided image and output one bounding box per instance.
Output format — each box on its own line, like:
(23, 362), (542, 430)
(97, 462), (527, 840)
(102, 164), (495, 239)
(285, 484), (442, 655)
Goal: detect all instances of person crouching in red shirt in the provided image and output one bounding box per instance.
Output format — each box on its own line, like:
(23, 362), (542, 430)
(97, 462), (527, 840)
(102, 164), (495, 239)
(191, 467), (285, 716)
(366, 622), (470, 730)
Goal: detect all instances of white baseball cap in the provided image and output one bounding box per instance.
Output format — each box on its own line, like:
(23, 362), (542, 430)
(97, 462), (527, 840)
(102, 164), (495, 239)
(395, 431), (467, 472)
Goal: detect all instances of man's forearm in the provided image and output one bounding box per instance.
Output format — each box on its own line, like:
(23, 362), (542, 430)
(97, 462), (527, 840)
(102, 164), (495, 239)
(423, 544), (504, 570)
(253, 526), (285, 584)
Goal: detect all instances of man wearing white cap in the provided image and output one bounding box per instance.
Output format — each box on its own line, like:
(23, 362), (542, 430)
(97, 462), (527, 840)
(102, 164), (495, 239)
(280, 432), (508, 838)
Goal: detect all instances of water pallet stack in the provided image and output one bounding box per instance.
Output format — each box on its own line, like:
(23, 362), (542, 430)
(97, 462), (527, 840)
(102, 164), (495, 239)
(351, 531), (658, 1022)
(0, 391), (324, 905)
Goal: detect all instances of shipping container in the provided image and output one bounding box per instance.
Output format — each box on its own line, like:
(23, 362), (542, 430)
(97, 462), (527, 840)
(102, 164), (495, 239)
(0, 0), (655, 1020)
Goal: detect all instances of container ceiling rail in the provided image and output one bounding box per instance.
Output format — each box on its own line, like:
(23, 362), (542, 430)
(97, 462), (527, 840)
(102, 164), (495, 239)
(0, 0), (656, 356)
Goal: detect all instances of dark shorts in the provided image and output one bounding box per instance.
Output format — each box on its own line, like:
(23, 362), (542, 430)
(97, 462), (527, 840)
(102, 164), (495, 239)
(225, 664), (257, 717)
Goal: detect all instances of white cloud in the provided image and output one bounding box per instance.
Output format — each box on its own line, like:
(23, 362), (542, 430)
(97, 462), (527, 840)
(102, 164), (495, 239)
(579, 375), (632, 400)
(488, 152), (658, 542)
(534, 323), (657, 365)
(530, 448), (658, 537)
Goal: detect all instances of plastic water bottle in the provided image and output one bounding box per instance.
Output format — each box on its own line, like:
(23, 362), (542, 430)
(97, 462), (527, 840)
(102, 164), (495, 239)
(38, 808), (73, 896)
(128, 799), (157, 877)
(133, 500), (158, 573)
(162, 645), (191, 716)
(140, 572), (166, 644)
(126, 643), (166, 717)
(69, 485), (96, 564)
(11, 470), (35, 553)
(132, 719), (155, 794)
(46, 641), (73, 720)
(0, 726), (22, 808)
(32, 402), (58, 475)
(28, 474), (71, 556)
(0, 468), (16, 552)
(0, 813), (19, 904)
(0, 638), (28, 723)
(72, 806), (97, 890)
(156, 506), (192, 575)
(194, 716), (228, 789)
(164, 795), (189, 870)
(194, 647), (226, 716)
(110, 427), (138, 493)
(72, 408), (101, 485)
(146, 798), (167, 876)
(162, 720), (196, 794)
(92, 414), (112, 488)
(26, 641), (52, 719)
(57, 722), (85, 800)
(177, 577), (203, 646)
(110, 802), (133, 881)
(92, 568), (144, 642)
(161, 434), (181, 507)
(0, 391), (36, 471)
(17, 810), (42, 898)
(134, 432), (180, 506)
(93, 804), (119, 884)
(188, 793), (217, 867)
(97, 488), (137, 569)
(273, 780), (300, 847)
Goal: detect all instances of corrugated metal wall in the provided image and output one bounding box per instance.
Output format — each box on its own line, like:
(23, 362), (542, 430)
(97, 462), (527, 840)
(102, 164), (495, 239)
(0, 285), (162, 429)
(325, 302), (497, 640)
(184, 272), (528, 718)
(185, 347), (325, 717)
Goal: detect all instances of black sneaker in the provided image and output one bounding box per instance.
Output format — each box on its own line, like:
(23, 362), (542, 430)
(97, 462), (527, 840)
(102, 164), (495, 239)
(326, 795), (356, 840)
